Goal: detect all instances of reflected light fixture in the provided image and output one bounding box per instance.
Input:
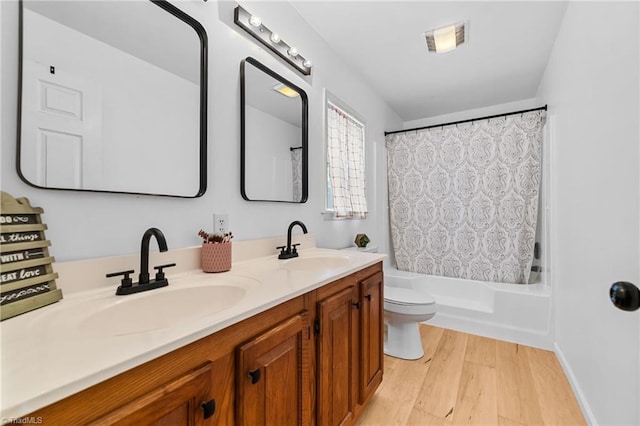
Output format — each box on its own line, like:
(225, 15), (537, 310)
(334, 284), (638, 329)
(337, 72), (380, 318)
(425, 21), (467, 53)
(234, 5), (312, 75)
(248, 15), (262, 27)
(273, 83), (299, 98)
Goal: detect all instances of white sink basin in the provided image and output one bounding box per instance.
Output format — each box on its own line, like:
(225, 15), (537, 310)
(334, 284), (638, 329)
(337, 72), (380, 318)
(30, 275), (260, 336)
(280, 255), (351, 271)
(80, 285), (246, 336)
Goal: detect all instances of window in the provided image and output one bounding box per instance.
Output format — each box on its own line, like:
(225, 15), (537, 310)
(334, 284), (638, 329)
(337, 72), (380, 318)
(325, 97), (367, 218)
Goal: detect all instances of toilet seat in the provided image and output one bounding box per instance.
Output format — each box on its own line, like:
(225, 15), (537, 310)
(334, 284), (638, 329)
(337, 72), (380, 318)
(384, 286), (436, 316)
(384, 286), (435, 305)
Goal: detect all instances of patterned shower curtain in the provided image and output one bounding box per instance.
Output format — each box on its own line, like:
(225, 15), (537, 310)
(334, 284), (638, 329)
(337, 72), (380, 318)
(291, 148), (302, 202)
(386, 111), (545, 284)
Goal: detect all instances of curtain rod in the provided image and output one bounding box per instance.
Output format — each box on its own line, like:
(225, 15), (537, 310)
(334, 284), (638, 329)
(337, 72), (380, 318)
(384, 105), (547, 137)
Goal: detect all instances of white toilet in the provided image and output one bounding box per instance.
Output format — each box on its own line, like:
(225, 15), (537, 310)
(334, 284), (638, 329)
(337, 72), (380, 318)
(383, 285), (436, 360)
(341, 245), (437, 360)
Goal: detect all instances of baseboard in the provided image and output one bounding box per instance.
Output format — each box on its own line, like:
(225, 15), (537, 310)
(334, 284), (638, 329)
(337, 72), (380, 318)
(554, 342), (597, 425)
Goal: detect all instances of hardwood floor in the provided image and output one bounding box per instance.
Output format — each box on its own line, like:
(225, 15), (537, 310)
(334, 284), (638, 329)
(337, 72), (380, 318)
(356, 325), (585, 426)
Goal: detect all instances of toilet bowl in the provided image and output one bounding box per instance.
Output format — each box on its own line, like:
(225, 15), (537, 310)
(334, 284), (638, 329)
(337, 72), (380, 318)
(340, 245), (436, 360)
(384, 286), (436, 360)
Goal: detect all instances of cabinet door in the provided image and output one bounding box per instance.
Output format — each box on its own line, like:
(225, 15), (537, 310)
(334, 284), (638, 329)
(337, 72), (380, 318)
(236, 312), (310, 426)
(317, 285), (358, 426)
(89, 363), (213, 426)
(359, 271), (384, 404)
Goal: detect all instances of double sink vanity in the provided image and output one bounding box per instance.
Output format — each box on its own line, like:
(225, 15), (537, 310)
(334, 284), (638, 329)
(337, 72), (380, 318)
(1, 234), (385, 425)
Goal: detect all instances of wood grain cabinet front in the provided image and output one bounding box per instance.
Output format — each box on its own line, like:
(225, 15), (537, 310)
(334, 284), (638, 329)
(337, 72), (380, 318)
(236, 312), (311, 426)
(358, 270), (384, 404)
(317, 284), (359, 426)
(315, 264), (385, 426)
(89, 363), (214, 426)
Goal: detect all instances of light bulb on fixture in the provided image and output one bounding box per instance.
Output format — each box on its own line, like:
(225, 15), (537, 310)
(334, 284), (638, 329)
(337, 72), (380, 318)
(249, 15), (262, 27)
(234, 5), (311, 76)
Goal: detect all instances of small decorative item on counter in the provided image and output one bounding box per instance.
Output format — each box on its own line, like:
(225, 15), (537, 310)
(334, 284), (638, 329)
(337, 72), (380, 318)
(354, 233), (370, 248)
(0, 191), (63, 320)
(198, 229), (233, 273)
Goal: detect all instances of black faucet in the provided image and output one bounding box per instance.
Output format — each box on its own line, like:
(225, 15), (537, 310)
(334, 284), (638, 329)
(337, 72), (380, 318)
(139, 227), (167, 284)
(277, 221), (308, 259)
(106, 227), (176, 295)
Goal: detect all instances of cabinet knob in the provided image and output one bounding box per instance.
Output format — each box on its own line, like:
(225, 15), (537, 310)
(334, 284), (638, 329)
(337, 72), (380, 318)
(364, 294), (372, 301)
(201, 399), (216, 419)
(248, 368), (262, 384)
(352, 301), (361, 310)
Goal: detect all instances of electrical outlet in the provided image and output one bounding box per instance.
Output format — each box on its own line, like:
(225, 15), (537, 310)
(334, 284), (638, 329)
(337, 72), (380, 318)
(213, 214), (228, 234)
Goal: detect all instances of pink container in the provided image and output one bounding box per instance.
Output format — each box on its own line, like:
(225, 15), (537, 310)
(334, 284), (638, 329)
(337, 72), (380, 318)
(201, 243), (232, 273)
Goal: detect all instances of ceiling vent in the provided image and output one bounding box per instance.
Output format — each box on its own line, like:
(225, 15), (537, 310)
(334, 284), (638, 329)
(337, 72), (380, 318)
(425, 21), (467, 53)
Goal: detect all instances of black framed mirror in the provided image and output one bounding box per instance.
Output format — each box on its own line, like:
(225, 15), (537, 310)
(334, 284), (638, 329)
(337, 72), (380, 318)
(241, 57), (308, 203)
(17, 0), (208, 197)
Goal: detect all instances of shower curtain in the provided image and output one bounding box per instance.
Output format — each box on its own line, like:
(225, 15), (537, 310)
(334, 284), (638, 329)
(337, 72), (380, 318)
(291, 148), (302, 202)
(386, 110), (544, 284)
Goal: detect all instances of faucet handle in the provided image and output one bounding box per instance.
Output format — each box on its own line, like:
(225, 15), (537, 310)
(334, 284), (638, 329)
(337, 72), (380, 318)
(154, 263), (176, 281)
(291, 243), (301, 254)
(106, 270), (135, 288)
(276, 245), (287, 255)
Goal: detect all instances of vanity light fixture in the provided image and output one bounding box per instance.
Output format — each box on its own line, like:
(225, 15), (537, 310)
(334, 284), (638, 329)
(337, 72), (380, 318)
(248, 14), (262, 27)
(425, 21), (467, 53)
(234, 5), (312, 76)
(273, 83), (299, 98)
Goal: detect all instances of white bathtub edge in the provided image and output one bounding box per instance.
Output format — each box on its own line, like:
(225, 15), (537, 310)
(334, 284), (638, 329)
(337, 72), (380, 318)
(425, 312), (554, 350)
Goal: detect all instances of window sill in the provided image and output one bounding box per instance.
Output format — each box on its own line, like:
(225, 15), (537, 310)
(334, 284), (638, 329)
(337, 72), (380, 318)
(320, 211), (366, 221)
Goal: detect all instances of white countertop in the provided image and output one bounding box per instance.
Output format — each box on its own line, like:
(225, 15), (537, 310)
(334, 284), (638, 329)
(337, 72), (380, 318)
(0, 246), (384, 419)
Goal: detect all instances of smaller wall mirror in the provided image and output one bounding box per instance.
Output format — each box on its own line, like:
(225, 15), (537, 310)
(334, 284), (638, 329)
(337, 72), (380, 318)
(241, 57), (308, 203)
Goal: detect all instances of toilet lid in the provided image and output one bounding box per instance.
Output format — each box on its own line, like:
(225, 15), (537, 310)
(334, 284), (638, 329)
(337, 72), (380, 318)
(385, 286), (435, 305)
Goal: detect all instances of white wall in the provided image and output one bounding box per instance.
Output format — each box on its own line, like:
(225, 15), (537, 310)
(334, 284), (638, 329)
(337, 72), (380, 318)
(536, 2), (639, 425)
(1, 0), (402, 263)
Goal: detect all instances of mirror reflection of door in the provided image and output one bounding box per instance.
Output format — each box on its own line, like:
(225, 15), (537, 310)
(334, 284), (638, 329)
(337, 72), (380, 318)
(241, 57), (308, 203)
(21, 60), (103, 189)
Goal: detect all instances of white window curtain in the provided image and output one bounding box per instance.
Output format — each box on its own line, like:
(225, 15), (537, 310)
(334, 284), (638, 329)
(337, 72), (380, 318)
(327, 102), (367, 218)
(386, 110), (545, 284)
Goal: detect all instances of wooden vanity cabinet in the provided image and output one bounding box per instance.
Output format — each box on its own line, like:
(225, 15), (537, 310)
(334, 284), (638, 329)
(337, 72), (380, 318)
(315, 264), (384, 426)
(316, 283), (359, 426)
(236, 312), (311, 426)
(27, 262), (383, 426)
(89, 363), (214, 426)
(358, 270), (384, 404)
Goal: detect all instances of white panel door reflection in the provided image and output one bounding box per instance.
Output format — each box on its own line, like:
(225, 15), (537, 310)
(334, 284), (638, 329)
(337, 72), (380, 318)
(21, 59), (103, 189)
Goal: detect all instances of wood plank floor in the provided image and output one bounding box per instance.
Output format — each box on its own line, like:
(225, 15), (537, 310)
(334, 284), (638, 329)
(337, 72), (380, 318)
(356, 325), (585, 426)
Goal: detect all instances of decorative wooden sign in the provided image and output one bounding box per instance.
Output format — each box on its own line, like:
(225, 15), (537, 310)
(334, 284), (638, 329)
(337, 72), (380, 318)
(0, 192), (62, 321)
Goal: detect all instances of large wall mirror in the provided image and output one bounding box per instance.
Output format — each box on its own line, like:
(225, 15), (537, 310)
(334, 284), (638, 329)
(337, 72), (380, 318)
(241, 57), (308, 203)
(18, 0), (208, 197)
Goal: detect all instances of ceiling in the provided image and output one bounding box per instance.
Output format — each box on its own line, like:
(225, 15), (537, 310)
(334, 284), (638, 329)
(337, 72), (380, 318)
(290, 1), (568, 121)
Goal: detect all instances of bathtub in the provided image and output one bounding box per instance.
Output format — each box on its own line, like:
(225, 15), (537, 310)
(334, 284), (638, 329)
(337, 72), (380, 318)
(384, 267), (553, 349)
